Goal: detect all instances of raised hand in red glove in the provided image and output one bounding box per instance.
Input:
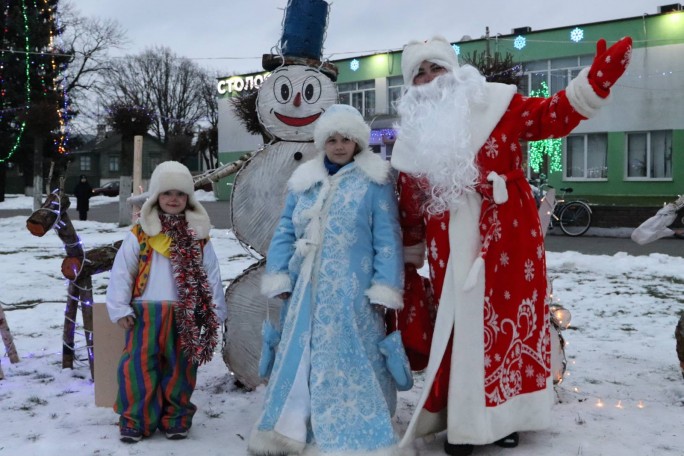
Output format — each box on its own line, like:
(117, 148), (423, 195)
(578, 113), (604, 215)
(588, 36), (632, 98)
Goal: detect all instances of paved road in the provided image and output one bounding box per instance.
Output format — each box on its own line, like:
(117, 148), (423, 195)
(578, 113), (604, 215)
(3, 201), (681, 257)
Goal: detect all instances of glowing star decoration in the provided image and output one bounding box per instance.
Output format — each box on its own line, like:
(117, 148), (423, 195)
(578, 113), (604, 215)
(570, 27), (584, 43)
(256, 64), (338, 141)
(452, 44), (461, 56)
(513, 35), (527, 50)
(350, 59), (360, 72)
(528, 81), (562, 172)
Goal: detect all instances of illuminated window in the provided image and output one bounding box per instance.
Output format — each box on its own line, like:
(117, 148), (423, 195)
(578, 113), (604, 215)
(80, 156), (91, 172)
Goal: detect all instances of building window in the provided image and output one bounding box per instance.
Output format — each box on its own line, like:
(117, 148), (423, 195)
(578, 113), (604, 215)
(522, 55), (592, 95)
(565, 134), (608, 179)
(338, 80), (376, 118)
(626, 131), (672, 179)
(80, 156), (91, 172)
(387, 76), (404, 116)
(108, 156), (120, 172)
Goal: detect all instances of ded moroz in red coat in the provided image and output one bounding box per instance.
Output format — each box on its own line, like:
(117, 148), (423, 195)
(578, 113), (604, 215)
(393, 72), (601, 446)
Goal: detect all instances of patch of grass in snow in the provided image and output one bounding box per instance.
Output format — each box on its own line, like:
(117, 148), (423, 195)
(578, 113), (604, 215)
(643, 284), (679, 301)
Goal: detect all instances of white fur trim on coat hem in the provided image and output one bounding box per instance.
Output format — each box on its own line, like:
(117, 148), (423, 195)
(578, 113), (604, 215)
(248, 428), (306, 455)
(366, 284), (403, 310)
(300, 443), (415, 456)
(565, 67), (610, 119)
(260, 272), (292, 298)
(404, 242), (426, 268)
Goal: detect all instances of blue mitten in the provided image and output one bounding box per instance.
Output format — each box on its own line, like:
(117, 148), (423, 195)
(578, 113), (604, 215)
(378, 330), (414, 391)
(258, 320), (281, 379)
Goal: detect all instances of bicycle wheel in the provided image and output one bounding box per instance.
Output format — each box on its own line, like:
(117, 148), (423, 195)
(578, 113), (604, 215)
(558, 201), (591, 236)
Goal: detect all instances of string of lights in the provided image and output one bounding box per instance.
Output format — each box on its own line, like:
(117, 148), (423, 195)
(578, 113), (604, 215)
(528, 81), (563, 173)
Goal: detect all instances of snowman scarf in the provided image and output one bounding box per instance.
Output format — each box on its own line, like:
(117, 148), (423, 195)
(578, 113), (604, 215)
(160, 213), (219, 365)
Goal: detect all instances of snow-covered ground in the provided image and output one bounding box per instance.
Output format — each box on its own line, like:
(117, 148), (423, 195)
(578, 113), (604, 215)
(0, 197), (683, 455)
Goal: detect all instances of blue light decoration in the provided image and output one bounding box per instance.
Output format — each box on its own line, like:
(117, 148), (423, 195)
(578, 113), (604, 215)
(452, 44), (461, 56)
(369, 128), (396, 144)
(570, 27), (584, 43)
(513, 35), (527, 50)
(350, 59), (360, 72)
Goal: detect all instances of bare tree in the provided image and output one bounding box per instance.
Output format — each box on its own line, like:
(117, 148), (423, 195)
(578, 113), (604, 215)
(193, 71), (221, 169)
(59, 2), (128, 133)
(103, 46), (208, 162)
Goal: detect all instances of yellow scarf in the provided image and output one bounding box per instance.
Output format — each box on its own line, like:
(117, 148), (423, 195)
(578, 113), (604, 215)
(148, 233), (172, 258)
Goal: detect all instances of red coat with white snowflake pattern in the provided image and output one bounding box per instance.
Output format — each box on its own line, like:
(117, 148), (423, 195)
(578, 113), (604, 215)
(397, 90), (586, 444)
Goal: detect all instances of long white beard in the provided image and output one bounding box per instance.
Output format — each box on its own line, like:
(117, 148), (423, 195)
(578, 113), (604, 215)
(396, 66), (488, 214)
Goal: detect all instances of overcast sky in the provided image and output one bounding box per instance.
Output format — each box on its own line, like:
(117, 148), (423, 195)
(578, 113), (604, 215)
(67, 0), (671, 77)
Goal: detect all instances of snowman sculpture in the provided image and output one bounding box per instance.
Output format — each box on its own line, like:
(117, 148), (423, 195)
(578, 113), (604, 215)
(223, 0), (339, 388)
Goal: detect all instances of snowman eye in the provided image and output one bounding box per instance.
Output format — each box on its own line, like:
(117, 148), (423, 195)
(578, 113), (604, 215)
(273, 76), (293, 104)
(302, 76), (322, 104)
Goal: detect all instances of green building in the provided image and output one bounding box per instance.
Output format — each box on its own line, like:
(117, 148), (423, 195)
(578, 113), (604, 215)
(217, 6), (684, 206)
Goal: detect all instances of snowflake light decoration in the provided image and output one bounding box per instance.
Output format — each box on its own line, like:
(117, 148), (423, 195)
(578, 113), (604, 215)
(570, 27), (584, 43)
(513, 35), (527, 50)
(452, 44), (461, 56)
(350, 59), (360, 72)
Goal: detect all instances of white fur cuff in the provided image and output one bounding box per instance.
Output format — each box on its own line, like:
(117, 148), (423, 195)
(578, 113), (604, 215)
(248, 428), (305, 455)
(566, 67), (610, 119)
(260, 272), (292, 298)
(404, 242), (426, 268)
(366, 284), (403, 310)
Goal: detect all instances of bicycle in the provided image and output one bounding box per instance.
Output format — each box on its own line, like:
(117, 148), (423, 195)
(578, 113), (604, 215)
(530, 179), (592, 237)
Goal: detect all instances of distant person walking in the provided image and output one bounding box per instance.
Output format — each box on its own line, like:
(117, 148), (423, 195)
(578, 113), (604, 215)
(72, 175), (93, 221)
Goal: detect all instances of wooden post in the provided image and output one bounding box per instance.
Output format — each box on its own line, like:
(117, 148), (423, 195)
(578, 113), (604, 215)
(79, 275), (95, 379)
(62, 281), (79, 369)
(133, 135), (143, 194)
(0, 305), (20, 377)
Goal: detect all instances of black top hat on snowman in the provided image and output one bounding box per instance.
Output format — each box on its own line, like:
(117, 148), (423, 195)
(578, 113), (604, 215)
(262, 0), (338, 81)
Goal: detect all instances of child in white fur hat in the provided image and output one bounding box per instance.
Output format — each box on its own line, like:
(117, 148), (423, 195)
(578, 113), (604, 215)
(249, 104), (411, 455)
(106, 161), (227, 443)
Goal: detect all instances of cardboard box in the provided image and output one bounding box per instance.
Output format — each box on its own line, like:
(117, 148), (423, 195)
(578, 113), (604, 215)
(93, 302), (125, 407)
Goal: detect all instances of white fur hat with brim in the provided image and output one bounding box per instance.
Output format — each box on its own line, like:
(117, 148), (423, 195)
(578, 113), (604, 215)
(401, 36), (460, 86)
(313, 104), (371, 152)
(139, 161), (211, 239)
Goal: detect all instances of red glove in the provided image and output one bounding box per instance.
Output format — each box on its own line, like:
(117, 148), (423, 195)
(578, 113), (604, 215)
(588, 36), (632, 98)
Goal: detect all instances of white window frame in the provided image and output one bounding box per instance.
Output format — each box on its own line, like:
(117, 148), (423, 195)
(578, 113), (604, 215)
(564, 133), (608, 181)
(624, 130), (673, 181)
(387, 76), (404, 116)
(337, 80), (376, 118)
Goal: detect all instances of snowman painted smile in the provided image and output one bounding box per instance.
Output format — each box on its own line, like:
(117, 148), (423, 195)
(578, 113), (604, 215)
(273, 110), (322, 127)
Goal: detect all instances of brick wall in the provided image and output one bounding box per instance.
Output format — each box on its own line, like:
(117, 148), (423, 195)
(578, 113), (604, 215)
(590, 206), (684, 228)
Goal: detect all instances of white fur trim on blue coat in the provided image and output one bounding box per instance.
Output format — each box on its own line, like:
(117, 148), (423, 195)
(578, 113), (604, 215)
(288, 148), (391, 194)
(366, 283), (404, 311)
(248, 428), (306, 455)
(260, 272), (292, 298)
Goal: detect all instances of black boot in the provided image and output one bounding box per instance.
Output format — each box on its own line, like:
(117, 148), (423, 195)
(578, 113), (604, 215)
(494, 432), (519, 448)
(444, 440), (474, 456)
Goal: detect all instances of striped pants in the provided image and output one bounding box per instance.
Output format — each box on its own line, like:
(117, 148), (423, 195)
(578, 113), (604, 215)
(115, 300), (197, 435)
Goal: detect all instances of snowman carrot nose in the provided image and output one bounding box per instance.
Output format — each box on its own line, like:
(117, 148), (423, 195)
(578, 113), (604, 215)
(293, 92), (301, 107)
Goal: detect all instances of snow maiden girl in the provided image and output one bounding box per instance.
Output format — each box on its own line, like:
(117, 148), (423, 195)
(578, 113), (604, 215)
(248, 104), (410, 455)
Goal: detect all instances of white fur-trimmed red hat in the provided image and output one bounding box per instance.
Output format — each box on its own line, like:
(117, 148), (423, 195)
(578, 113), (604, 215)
(139, 161), (211, 239)
(401, 36), (459, 86)
(313, 104), (371, 151)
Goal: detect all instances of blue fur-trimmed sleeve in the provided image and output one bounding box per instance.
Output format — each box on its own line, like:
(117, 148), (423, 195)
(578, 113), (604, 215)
(261, 192), (298, 298)
(366, 182), (404, 310)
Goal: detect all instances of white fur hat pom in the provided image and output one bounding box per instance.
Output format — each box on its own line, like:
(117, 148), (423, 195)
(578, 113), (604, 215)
(313, 104), (371, 151)
(401, 36), (459, 86)
(139, 161), (211, 239)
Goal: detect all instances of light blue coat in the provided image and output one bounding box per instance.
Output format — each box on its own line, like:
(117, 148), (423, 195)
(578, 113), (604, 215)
(251, 149), (404, 455)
